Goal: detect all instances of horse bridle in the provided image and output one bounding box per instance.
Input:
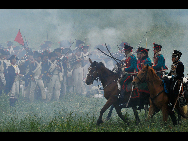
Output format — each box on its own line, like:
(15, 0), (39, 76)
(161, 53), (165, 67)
(135, 69), (148, 83)
(87, 65), (99, 82)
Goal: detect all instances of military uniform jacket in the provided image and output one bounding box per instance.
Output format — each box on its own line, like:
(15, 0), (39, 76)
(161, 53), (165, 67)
(168, 60), (184, 80)
(123, 53), (138, 73)
(5, 64), (20, 93)
(48, 60), (62, 75)
(153, 53), (168, 71)
(139, 56), (152, 70)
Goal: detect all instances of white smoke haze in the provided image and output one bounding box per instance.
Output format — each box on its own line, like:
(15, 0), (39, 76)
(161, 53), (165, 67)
(0, 9), (188, 69)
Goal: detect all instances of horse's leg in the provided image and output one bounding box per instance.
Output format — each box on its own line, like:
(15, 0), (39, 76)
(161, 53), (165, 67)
(144, 105), (149, 119)
(106, 105), (114, 121)
(113, 103), (129, 125)
(132, 106), (140, 125)
(147, 104), (155, 120)
(96, 98), (113, 125)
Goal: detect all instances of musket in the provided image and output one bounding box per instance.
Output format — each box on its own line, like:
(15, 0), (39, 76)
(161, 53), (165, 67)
(97, 48), (121, 64)
(104, 43), (118, 63)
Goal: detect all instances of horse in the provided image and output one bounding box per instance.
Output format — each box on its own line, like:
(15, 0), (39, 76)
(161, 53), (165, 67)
(132, 63), (188, 125)
(85, 58), (147, 125)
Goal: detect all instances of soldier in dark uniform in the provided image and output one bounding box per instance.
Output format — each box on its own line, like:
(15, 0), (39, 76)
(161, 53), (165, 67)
(168, 50), (184, 109)
(41, 50), (50, 89)
(6, 55), (24, 106)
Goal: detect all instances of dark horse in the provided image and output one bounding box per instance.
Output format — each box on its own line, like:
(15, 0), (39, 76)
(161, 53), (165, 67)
(85, 58), (147, 125)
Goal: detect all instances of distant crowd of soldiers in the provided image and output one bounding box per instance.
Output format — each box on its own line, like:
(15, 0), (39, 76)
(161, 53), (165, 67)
(0, 40), (127, 106)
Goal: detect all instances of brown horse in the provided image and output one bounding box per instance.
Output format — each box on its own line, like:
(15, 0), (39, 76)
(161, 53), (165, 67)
(132, 64), (188, 125)
(86, 58), (143, 125)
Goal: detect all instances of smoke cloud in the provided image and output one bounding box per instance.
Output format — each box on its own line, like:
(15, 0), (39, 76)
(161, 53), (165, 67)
(0, 9), (188, 71)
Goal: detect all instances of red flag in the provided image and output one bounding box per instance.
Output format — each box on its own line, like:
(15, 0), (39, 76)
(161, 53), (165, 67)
(14, 29), (24, 46)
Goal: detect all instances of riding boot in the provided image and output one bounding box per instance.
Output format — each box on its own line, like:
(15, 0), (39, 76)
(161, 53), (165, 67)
(137, 97), (144, 110)
(119, 88), (125, 103)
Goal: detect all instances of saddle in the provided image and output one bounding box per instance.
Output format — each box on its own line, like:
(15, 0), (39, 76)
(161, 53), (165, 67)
(163, 76), (186, 107)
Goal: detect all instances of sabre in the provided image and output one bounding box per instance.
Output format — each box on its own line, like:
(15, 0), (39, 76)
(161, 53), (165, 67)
(126, 84), (134, 107)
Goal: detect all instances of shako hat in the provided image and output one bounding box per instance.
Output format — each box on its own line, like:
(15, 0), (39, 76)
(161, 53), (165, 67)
(82, 45), (89, 49)
(48, 52), (57, 59)
(139, 47), (149, 54)
(75, 40), (84, 47)
(119, 42), (128, 47)
(153, 42), (162, 50)
(172, 50), (182, 58)
(124, 44), (133, 51)
(8, 55), (19, 61)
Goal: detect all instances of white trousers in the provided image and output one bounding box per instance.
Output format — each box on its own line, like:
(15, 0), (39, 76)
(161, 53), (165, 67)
(29, 79), (46, 102)
(10, 80), (19, 99)
(47, 74), (61, 101)
(73, 67), (86, 94)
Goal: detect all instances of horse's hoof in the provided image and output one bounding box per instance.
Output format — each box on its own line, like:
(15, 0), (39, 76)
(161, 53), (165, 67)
(96, 119), (104, 125)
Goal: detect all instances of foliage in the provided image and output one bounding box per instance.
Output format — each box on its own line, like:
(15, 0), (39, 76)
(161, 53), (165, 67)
(0, 92), (188, 132)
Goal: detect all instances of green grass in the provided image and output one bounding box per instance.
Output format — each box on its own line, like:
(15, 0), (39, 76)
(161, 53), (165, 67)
(0, 92), (188, 132)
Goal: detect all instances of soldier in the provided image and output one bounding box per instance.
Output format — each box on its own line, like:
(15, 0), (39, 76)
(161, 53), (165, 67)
(7, 41), (14, 55)
(61, 47), (73, 95)
(0, 49), (7, 94)
(23, 51), (35, 100)
(137, 47), (152, 110)
(139, 47), (152, 70)
(152, 43), (168, 78)
(168, 50), (184, 109)
(47, 52), (62, 101)
(72, 47), (85, 95)
(81, 45), (90, 79)
(28, 51), (46, 102)
(6, 55), (24, 106)
(41, 50), (50, 93)
(119, 44), (138, 99)
(136, 47), (142, 71)
(75, 40), (84, 48)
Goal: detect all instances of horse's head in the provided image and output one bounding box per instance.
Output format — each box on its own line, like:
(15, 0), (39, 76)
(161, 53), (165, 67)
(85, 58), (100, 85)
(132, 63), (150, 86)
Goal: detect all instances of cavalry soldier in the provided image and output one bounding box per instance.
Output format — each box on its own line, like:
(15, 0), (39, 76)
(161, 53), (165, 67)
(6, 55), (24, 106)
(47, 52), (62, 101)
(119, 44), (138, 99)
(152, 43), (168, 78)
(139, 47), (152, 70)
(168, 50), (185, 109)
(136, 47), (143, 71)
(137, 47), (152, 110)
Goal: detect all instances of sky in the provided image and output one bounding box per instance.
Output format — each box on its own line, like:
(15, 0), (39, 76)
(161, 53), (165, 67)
(0, 9), (188, 71)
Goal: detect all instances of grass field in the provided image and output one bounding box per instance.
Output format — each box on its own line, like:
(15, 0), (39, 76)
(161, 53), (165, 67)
(0, 92), (188, 132)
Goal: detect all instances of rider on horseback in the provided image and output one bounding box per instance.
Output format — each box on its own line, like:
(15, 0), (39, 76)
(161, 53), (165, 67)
(167, 50), (185, 109)
(119, 44), (138, 99)
(152, 43), (168, 78)
(137, 47), (152, 110)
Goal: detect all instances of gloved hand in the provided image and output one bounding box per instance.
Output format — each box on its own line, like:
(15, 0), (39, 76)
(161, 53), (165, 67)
(121, 67), (125, 72)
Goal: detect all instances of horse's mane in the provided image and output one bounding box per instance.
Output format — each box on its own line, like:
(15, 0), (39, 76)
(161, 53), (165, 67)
(148, 66), (160, 80)
(92, 61), (115, 76)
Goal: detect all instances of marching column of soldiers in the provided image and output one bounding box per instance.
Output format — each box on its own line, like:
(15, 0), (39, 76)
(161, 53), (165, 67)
(0, 39), (184, 110)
